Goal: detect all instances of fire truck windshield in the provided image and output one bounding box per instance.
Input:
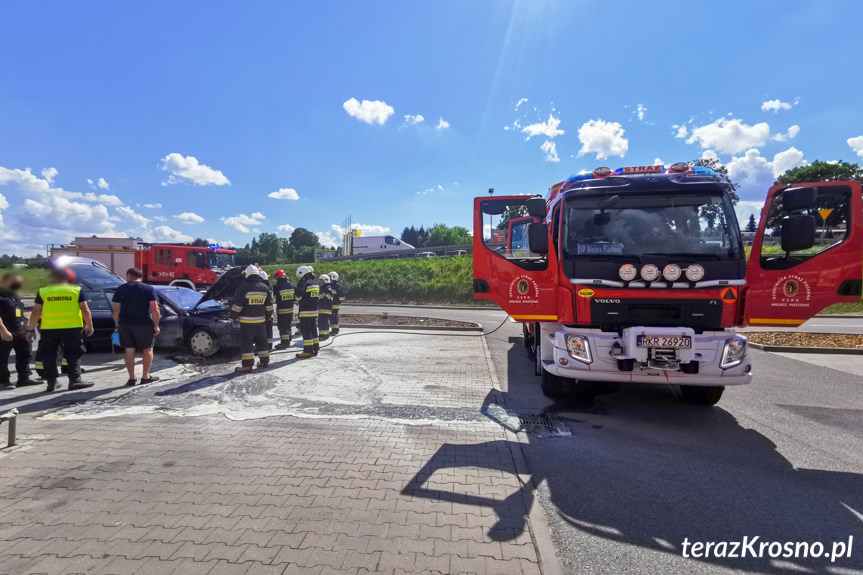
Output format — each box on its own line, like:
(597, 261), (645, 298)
(208, 252), (235, 269)
(563, 192), (743, 260)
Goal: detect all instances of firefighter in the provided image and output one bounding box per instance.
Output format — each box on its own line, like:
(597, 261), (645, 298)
(329, 271), (345, 336)
(0, 273), (34, 390)
(272, 269), (296, 350)
(317, 274), (333, 341)
(295, 266), (319, 359)
(230, 265), (274, 373)
(258, 268), (275, 351)
(27, 268), (95, 392)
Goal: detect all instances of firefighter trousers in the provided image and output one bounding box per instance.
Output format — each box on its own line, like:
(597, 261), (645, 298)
(0, 332), (32, 384)
(37, 328), (84, 383)
(299, 314), (318, 353)
(239, 323), (269, 367)
(276, 312), (294, 345)
(318, 311), (331, 341)
(265, 319), (274, 350)
(331, 306), (340, 332)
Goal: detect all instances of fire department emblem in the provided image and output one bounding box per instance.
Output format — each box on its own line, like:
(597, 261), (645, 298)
(782, 280), (799, 298)
(517, 280), (530, 295)
(770, 274), (811, 308)
(508, 275), (539, 304)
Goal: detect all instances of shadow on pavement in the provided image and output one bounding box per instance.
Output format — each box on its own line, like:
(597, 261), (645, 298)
(406, 333), (863, 574)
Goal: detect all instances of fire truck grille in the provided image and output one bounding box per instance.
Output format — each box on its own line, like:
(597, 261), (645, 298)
(589, 298), (723, 329)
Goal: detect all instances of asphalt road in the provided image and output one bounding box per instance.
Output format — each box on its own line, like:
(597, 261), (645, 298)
(345, 304), (863, 574)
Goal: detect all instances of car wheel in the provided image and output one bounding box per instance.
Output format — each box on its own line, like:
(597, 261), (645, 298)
(188, 328), (221, 357)
(680, 385), (724, 406)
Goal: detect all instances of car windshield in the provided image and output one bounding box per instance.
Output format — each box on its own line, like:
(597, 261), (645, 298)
(208, 252), (235, 269)
(563, 192), (743, 260)
(161, 288), (224, 311)
(72, 263), (124, 289)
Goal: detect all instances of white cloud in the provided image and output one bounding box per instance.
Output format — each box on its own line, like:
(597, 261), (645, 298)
(143, 203), (162, 209)
(673, 124), (688, 139)
(636, 104), (647, 121)
(149, 225), (193, 244)
(726, 147), (806, 199)
(521, 114), (564, 140)
(159, 153), (231, 186)
(116, 205), (152, 227)
(41, 168), (58, 184)
(577, 119), (628, 160)
(515, 98), (528, 111)
(82, 192), (123, 206)
(847, 136), (863, 158)
(654, 158), (663, 167)
(268, 188), (300, 200)
(153, 215), (167, 222)
(734, 201), (766, 227)
(331, 222), (391, 237)
(88, 177), (110, 190)
(403, 114), (424, 125)
(0, 193), (8, 211)
(277, 224), (296, 236)
(343, 98), (394, 125)
(761, 99), (792, 112)
(436, 117), (450, 130)
(221, 212), (265, 233)
(540, 140), (560, 163)
(772, 125), (800, 142)
(685, 118), (771, 155)
(700, 149), (720, 162)
(175, 212), (205, 224)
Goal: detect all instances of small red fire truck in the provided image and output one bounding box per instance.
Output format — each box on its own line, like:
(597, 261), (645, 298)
(50, 236), (235, 290)
(473, 163), (862, 405)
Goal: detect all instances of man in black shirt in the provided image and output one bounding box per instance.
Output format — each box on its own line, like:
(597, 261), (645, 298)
(112, 267), (160, 386)
(0, 273), (33, 390)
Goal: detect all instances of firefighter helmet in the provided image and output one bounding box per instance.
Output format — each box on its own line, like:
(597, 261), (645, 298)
(258, 269), (269, 280)
(273, 269), (286, 279)
(244, 265), (260, 278)
(296, 265), (312, 279)
(318, 274), (330, 284)
(329, 271), (339, 281)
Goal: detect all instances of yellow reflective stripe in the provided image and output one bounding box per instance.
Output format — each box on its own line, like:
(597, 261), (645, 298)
(510, 315), (558, 321)
(298, 312), (318, 318)
(277, 310), (293, 315)
(239, 318), (265, 324)
(320, 310), (332, 315)
(749, 318), (806, 325)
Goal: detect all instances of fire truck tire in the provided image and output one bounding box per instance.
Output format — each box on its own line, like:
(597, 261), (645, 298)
(541, 369), (567, 399)
(188, 328), (221, 357)
(533, 329), (543, 376)
(680, 385), (724, 406)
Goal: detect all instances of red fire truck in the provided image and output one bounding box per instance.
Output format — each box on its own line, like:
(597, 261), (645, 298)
(50, 237), (236, 290)
(473, 163), (862, 405)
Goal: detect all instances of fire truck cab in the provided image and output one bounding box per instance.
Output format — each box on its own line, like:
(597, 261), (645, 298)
(473, 164), (862, 405)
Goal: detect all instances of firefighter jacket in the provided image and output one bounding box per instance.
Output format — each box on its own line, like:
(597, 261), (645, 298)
(274, 278), (296, 315)
(319, 283), (334, 313)
(0, 288), (26, 334)
(295, 276), (319, 318)
(331, 280), (345, 308)
(230, 277), (274, 324)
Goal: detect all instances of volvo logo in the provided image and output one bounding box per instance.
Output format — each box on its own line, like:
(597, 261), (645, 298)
(593, 298), (621, 304)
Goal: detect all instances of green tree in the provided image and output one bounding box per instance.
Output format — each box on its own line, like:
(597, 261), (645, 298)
(496, 205), (530, 231)
(190, 238), (209, 247)
(692, 156), (740, 231)
(426, 224), (472, 247)
(256, 232), (284, 264)
(775, 160), (863, 185)
(745, 214), (757, 232)
(290, 227), (319, 249)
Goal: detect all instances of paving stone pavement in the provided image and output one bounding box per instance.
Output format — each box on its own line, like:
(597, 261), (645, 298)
(0, 330), (550, 575)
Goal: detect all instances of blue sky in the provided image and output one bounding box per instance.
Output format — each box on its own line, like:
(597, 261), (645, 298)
(2, 0), (863, 255)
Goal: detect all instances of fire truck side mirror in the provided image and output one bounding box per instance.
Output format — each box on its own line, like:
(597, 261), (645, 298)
(527, 197), (547, 219)
(780, 215), (816, 252)
(528, 223), (549, 255)
(782, 187), (817, 212)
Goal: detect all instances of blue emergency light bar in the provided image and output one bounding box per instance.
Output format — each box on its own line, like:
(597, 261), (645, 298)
(564, 163), (718, 186)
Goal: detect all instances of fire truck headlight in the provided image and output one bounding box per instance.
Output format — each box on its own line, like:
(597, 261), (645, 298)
(641, 264), (660, 281)
(663, 264), (682, 281)
(720, 336), (747, 368)
(619, 264), (637, 281)
(565, 335), (592, 363)
(685, 264), (705, 282)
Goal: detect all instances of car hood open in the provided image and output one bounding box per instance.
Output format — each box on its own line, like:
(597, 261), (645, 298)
(194, 267), (245, 309)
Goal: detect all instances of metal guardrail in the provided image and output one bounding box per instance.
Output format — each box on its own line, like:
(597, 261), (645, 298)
(1, 408), (18, 448)
(326, 244), (473, 263)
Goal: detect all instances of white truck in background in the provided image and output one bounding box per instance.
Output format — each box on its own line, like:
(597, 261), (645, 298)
(349, 235), (415, 257)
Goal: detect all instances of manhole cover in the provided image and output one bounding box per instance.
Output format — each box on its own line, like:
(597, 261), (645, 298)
(517, 414), (572, 438)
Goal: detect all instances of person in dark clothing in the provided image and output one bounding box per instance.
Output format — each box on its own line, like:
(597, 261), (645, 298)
(272, 269), (296, 350)
(230, 265), (274, 372)
(112, 267), (161, 387)
(328, 271), (345, 336)
(0, 273), (34, 390)
(317, 274), (333, 341)
(258, 269), (275, 351)
(27, 268), (94, 392)
(295, 266), (319, 359)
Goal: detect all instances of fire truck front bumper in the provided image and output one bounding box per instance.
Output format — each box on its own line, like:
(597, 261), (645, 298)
(542, 326), (752, 387)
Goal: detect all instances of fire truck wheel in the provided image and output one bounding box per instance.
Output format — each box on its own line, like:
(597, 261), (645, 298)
(188, 328), (221, 358)
(680, 385), (724, 406)
(534, 330), (543, 376)
(541, 369), (568, 399)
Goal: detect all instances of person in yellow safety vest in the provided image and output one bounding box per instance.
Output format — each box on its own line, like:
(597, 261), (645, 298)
(230, 265), (274, 373)
(295, 266), (319, 359)
(317, 274), (333, 341)
(27, 268), (95, 392)
(329, 271), (345, 335)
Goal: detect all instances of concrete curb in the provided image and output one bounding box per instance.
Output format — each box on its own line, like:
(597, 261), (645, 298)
(340, 323), (482, 332)
(813, 314), (863, 319)
(478, 333), (564, 575)
(749, 341), (863, 355)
